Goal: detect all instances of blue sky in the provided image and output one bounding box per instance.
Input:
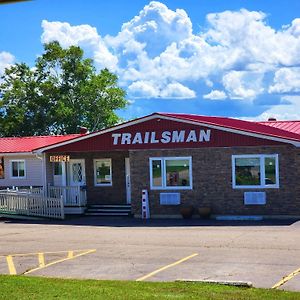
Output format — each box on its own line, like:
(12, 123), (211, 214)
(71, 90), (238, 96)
(1, 0), (300, 121)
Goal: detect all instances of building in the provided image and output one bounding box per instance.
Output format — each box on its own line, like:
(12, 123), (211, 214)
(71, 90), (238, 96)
(0, 134), (83, 189)
(29, 112), (300, 219)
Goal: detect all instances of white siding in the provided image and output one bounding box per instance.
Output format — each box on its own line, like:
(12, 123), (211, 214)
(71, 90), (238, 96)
(0, 155), (43, 187)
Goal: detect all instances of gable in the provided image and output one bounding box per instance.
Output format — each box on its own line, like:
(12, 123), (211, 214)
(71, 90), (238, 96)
(45, 117), (285, 153)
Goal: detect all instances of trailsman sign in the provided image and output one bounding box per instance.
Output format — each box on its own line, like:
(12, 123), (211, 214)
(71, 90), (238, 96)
(112, 130), (211, 145)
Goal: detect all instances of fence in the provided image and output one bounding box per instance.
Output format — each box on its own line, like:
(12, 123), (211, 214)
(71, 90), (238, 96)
(0, 191), (64, 219)
(47, 185), (87, 207)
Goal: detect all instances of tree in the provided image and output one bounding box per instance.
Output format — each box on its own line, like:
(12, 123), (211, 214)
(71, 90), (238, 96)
(0, 41), (127, 136)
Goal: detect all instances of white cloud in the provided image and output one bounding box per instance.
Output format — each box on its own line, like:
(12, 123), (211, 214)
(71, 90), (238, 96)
(128, 80), (195, 99)
(222, 71), (264, 99)
(41, 20), (118, 71)
(248, 96), (300, 120)
(269, 68), (300, 93)
(128, 80), (158, 98)
(203, 90), (227, 100)
(160, 82), (196, 99)
(33, 3), (300, 103)
(0, 51), (15, 76)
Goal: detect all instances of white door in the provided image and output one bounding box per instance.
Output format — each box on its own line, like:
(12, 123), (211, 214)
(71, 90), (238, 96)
(125, 158), (131, 204)
(69, 159), (86, 186)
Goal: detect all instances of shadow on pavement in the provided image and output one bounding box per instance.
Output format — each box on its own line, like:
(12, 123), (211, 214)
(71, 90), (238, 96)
(0, 216), (298, 228)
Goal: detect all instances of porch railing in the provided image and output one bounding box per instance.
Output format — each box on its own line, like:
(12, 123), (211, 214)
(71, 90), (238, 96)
(47, 185), (87, 207)
(0, 191), (64, 219)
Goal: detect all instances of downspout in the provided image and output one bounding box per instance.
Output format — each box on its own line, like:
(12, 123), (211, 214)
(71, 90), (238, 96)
(35, 152), (47, 196)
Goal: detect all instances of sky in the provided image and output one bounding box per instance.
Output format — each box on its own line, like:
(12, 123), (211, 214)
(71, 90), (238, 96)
(1, 0), (300, 121)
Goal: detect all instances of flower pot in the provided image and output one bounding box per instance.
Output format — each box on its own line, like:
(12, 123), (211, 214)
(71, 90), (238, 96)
(180, 206), (194, 219)
(198, 207), (211, 219)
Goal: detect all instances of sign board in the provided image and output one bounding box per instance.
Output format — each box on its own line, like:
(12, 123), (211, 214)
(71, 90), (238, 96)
(49, 155), (70, 163)
(112, 129), (211, 146)
(244, 192), (266, 205)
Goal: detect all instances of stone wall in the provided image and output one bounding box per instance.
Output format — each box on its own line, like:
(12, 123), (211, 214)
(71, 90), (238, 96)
(129, 145), (300, 217)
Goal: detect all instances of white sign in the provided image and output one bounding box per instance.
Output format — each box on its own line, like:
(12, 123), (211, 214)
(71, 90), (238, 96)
(112, 130), (211, 145)
(244, 192), (266, 205)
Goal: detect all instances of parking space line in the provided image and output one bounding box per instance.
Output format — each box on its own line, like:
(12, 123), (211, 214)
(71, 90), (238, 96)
(68, 251), (74, 259)
(23, 249), (96, 275)
(6, 255), (16, 275)
(38, 253), (45, 267)
(272, 267), (300, 289)
(136, 253), (198, 282)
(0, 249), (94, 257)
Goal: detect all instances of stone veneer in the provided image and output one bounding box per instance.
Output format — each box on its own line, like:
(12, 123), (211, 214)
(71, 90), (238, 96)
(129, 145), (300, 217)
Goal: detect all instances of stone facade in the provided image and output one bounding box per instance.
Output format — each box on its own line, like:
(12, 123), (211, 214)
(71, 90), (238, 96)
(129, 145), (300, 217)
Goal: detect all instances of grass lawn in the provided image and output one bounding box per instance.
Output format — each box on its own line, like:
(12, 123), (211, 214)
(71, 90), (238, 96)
(0, 275), (299, 300)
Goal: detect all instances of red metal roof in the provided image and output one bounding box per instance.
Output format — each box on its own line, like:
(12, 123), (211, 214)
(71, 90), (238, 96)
(0, 134), (82, 154)
(258, 121), (300, 135)
(160, 113), (300, 141)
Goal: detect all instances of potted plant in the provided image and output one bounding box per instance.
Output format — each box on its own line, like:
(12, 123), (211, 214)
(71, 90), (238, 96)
(198, 206), (211, 219)
(180, 206), (194, 219)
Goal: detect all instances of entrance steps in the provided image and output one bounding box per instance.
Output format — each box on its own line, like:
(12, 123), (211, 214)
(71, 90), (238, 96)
(85, 204), (132, 217)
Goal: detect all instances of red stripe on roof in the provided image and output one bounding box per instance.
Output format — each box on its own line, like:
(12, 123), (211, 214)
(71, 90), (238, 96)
(0, 134), (83, 153)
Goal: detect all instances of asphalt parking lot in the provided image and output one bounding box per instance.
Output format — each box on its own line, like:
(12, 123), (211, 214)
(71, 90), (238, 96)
(0, 217), (299, 291)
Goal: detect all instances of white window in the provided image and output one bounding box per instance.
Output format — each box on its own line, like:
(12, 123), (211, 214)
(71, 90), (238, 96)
(94, 159), (112, 186)
(10, 160), (26, 178)
(149, 157), (192, 190)
(232, 154), (279, 189)
(53, 162), (62, 176)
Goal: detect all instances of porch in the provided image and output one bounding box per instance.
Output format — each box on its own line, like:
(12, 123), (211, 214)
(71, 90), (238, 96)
(45, 151), (131, 207)
(0, 186), (131, 218)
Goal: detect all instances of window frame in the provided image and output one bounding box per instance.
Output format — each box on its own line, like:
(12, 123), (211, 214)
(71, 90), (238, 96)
(10, 159), (26, 179)
(53, 162), (63, 176)
(232, 154), (279, 189)
(93, 158), (113, 187)
(149, 157), (193, 190)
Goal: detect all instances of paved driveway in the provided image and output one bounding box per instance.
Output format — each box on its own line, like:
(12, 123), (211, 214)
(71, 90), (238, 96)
(0, 217), (299, 291)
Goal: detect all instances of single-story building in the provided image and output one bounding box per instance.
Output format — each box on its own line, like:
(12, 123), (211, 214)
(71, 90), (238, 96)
(0, 133), (84, 189)
(1, 113), (300, 218)
(27, 112), (300, 219)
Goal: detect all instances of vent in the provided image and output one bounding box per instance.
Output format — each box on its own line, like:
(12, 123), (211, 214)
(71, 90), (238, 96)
(244, 192), (266, 205)
(160, 193), (180, 205)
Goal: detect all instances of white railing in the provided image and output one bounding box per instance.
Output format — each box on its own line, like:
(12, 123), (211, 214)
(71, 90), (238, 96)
(0, 192), (64, 219)
(47, 185), (87, 207)
(1, 187), (44, 195)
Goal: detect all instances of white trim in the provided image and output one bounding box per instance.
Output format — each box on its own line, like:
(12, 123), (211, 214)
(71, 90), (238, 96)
(149, 156), (193, 190)
(0, 152), (36, 157)
(93, 158), (112, 186)
(34, 115), (158, 153)
(10, 159), (26, 179)
(125, 157), (131, 204)
(42, 153), (47, 194)
(33, 113), (300, 153)
(232, 154), (279, 189)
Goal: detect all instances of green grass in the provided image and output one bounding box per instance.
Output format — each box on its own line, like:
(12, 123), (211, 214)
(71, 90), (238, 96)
(0, 276), (299, 300)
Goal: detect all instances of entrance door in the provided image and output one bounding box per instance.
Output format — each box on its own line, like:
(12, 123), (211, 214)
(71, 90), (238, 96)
(67, 159), (86, 206)
(125, 158), (131, 204)
(69, 159), (86, 187)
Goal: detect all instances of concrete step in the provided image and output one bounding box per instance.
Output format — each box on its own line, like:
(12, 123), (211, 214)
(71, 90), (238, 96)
(85, 204), (132, 217)
(87, 208), (131, 213)
(85, 212), (131, 216)
(88, 204), (131, 208)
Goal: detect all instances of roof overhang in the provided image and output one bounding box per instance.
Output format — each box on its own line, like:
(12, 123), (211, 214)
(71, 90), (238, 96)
(0, 152), (36, 156)
(33, 113), (300, 154)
